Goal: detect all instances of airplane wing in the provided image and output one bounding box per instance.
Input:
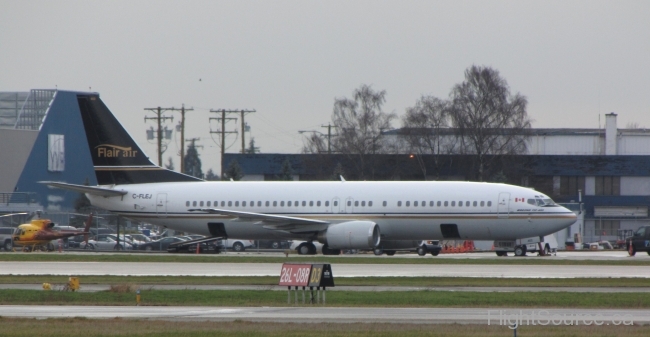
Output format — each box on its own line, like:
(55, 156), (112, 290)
(41, 181), (127, 197)
(188, 208), (329, 232)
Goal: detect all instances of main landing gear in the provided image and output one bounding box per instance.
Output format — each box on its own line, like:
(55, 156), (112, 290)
(297, 242), (318, 255)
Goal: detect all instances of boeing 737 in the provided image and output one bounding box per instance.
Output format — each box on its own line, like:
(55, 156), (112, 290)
(45, 94), (577, 255)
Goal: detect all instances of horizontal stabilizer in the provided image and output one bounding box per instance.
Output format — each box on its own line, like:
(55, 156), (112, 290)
(41, 181), (127, 197)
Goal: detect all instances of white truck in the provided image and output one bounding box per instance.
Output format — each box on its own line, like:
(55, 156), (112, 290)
(494, 235), (558, 257)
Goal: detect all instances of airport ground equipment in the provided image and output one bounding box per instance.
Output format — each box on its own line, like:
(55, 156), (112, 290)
(417, 240), (443, 256)
(494, 235), (557, 257)
(167, 236), (224, 254)
(279, 263), (334, 304)
(627, 226), (650, 256)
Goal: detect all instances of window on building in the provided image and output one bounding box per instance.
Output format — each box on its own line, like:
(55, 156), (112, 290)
(595, 176), (620, 196)
(596, 220), (620, 236)
(527, 175), (554, 197)
(560, 176), (586, 197)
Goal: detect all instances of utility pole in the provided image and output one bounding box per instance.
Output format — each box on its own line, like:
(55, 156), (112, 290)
(321, 123), (336, 155)
(209, 109), (239, 177)
(238, 109), (256, 153)
(168, 104), (194, 174)
(144, 107), (174, 166)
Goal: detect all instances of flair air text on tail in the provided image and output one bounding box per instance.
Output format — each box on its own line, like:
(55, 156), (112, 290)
(44, 94), (577, 255)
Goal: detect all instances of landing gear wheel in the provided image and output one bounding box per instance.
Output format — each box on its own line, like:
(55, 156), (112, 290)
(232, 242), (245, 252)
(373, 248), (384, 256)
(385, 250), (396, 256)
(417, 246), (427, 256)
(514, 245), (527, 257)
(297, 242), (317, 255)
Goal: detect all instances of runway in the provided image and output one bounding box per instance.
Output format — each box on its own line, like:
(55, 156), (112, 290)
(2, 261), (650, 278)
(0, 305), (646, 324)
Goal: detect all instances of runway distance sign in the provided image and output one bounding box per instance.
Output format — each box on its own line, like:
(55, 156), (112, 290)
(279, 263), (335, 287)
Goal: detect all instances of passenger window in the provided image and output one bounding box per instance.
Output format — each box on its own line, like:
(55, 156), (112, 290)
(287, 201), (291, 207)
(383, 201), (387, 207)
(242, 201), (246, 207)
(273, 201), (277, 207)
(480, 201), (485, 207)
(333, 201), (337, 206)
(206, 201), (211, 207)
(235, 201), (240, 207)
(347, 200), (351, 206)
(327, 201), (331, 206)
(422, 201), (425, 207)
(488, 201), (492, 207)
(444, 201), (448, 206)
(221, 201), (225, 207)
(265, 201), (270, 207)
(185, 201), (190, 207)
(429, 201), (434, 207)
(295, 201), (299, 206)
(250, 201), (254, 206)
(257, 201), (261, 207)
(317, 201), (321, 206)
(466, 201), (469, 207)
(369, 201), (373, 207)
(354, 201), (359, 207)
(437, 201), (441, 207)
(458, 201), (462, 207)
(398, 201), (402, 207)
(414, 201), (418, 207)
(302, 201), (306, 207)
(281, 201), (285, 207)
(309, 201), (314, 206)
(192, 201), (197, 207)
(361, 201), (366, 207)
(473, 201), (477, 207)
(228, 201), (232, 207)
(214, 201), (218, 206)
(200, 201), (204, 207)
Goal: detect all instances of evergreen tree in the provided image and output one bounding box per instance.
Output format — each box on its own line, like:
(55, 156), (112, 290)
(330, 162), (345, 181)
(277, 157), (294, 181)
(183, 140), (203, 179)
(165, 157), (174, 170)
(222, 160), (244, 181)
(205, 168), (219, 181)
(246, 138), (259, 154)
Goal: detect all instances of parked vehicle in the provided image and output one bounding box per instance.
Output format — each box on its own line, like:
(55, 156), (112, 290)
(627, 226), (650, 256)
(138, 237), (187, 251)
(81, 235), (132, 250)
(0, 227), (14, 251)
(224, 239), (254, 252)
(257, 240), (292, 249)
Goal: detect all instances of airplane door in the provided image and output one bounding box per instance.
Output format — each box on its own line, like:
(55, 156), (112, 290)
(331, 198), (341, 213)
(345, 198), (354, 213)
(497, 192), (510, 219)
(156, 193), (168, 217)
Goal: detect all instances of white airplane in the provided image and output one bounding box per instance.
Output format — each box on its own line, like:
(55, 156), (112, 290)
(44, 94), (577, 255)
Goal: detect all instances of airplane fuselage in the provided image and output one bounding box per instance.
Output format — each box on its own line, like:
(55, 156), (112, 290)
(88, 180), (577, 243)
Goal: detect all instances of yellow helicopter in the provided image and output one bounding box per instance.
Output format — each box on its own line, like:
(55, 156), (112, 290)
(11, 213), (93, 252)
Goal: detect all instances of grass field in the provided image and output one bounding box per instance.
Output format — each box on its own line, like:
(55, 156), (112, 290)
(0, 318), (648, 337)
(1, 288), (649, 308)
(0, 275), (648, 288)
(1, 251), (649, 265)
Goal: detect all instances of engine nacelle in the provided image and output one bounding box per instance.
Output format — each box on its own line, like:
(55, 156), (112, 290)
(318, 221), (380, 249)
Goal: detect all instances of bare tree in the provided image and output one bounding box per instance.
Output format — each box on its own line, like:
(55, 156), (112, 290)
(401, 95), (454, 179)
(448, 65), (532, 181)
(301, 133), (328, 154)
(330, 84), (396, 179)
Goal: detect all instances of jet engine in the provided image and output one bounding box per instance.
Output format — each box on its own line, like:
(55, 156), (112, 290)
(317, 221), (380, 249)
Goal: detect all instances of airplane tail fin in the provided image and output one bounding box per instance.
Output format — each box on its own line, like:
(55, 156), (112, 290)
(76, 94), (201, 185)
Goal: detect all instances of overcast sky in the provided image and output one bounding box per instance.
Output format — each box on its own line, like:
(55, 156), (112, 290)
(2, 1), (649, 175)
